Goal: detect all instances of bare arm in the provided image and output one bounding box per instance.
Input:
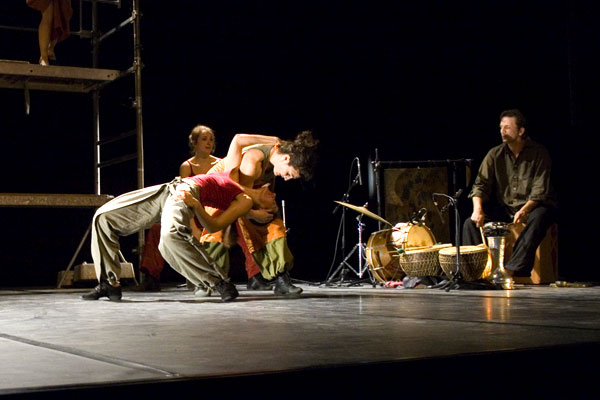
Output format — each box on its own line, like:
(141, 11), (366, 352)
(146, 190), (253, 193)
(176, 191), (253, 233)
(514, 200), (540, 224)
(223, 134), (280, 172)
(470, 196), (485, 228)
(238, 149), (266, 188)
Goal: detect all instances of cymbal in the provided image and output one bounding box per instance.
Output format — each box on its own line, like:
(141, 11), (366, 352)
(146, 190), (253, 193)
(334, 201), (393, 227)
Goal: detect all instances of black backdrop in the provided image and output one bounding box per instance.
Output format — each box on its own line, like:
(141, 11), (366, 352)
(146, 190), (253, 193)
(0, 0), (597, 286)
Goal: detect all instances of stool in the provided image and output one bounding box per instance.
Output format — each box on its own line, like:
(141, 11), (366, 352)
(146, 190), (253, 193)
(505, 223), (559, 284)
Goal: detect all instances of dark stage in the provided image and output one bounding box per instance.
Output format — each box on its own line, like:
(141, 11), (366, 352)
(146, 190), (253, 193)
(1, 283), (600, 398)
(1, 0), (597, 285)
(1, 1), (599, 398)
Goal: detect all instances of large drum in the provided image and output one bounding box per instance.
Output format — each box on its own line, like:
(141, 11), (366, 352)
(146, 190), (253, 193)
(391, 222), (436, 250)
(366, 224), (436, 282)
(438, 245), (491, 281)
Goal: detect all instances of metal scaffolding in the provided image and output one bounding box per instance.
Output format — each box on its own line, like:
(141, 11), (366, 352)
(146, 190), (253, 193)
(0, 0), (144, 286)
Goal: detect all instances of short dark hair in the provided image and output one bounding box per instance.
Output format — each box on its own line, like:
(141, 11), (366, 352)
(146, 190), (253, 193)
(278, 130), (319, 180)
(500, 109), (527, 131)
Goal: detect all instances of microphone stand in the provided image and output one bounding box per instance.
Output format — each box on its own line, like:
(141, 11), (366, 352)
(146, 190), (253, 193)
(373, 149), (382, 232)
(431, 191), (464, 291)
(431, 191), (498, 291)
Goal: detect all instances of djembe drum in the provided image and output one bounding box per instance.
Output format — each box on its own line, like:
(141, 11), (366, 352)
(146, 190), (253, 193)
(438, 245), (490, 281)
(399, 243), (452, 277)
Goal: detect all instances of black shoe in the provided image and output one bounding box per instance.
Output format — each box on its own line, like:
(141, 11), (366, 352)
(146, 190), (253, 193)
(274, 272), (303, 296)
(247, 274), (273, 290)
(214, 280), (239, 302)
(81, 281), (122, 301)
(132, 272), (161, 292)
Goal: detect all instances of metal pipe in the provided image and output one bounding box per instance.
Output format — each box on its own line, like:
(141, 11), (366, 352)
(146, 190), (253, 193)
(97, 16), (134, 43)
(132, 0), (145, 267)
(98, 153), (138, 168)
(92, 0), (101, 195)
(97, 129), (136, 146)
(133, 0), (144, 190)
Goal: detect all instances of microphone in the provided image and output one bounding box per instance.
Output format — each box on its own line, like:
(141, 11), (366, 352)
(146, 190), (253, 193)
(454, 189), (463, 200)
(356, 157), (363, 186)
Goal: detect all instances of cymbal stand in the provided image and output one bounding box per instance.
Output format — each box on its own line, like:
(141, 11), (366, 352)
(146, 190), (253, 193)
(326, 212), (374, 286)
(328, 159), (373, 286)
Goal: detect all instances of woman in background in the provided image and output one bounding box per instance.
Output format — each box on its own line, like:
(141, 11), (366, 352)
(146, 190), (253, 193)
(137, 125), (221, 291)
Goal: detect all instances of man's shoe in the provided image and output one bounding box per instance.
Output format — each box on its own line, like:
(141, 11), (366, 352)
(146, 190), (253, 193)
(214, 280), (239, 302)
(194, 284), (212, 297)
(132, 272), (161, 292)
(247, 275), (273, 290)
(81, 281), (122, 301)
(273, 272), (303, 296)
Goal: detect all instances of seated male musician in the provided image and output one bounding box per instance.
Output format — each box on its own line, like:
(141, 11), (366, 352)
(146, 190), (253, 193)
(462, 109), (557, 277)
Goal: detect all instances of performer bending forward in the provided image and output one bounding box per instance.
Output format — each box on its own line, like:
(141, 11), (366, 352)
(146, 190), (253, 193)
(200, 130), (319, 296)
(82, 134), (279, 302)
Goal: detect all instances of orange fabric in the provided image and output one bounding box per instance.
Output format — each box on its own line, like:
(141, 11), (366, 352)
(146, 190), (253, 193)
(235, 222), (260, 278)
(236, 217), (286, 254)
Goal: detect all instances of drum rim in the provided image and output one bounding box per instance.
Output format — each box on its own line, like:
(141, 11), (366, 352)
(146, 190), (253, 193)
(438, 245), (488, 255)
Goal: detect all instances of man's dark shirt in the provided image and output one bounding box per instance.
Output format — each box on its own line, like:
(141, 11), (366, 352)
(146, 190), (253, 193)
(469, 139), (556, 216)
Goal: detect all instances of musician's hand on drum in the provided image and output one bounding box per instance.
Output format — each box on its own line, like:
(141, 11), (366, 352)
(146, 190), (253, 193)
(470, 209), (485, 228)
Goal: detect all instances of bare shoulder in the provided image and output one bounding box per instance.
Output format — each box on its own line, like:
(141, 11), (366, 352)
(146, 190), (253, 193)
(242, 147), (265, 163)
(179, 158), (192, 177)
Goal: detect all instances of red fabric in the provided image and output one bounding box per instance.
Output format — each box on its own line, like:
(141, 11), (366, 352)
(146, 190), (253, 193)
(27, 0), (73, 42)
(141, 172), (242, 279)
(140, 224), (165, 278)
(384, 281), (403, 288)
(236, 221), (261, 278)
(185, 170), (243, 210)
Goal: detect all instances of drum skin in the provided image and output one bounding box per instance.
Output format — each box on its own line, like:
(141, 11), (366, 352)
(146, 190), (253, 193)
(391, 223), (436, 250)
(366, 224), (436, 282)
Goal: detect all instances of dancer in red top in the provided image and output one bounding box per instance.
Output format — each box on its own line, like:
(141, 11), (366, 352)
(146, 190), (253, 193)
(137, 125), (221, 291)
(82, 134), (279, 302)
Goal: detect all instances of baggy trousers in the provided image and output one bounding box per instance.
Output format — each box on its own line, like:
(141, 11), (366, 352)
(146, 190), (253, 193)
(91, 180), (225, 287)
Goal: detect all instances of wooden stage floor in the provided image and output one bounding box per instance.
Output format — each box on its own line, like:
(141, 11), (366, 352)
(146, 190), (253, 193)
(1, 281), (599, 399)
